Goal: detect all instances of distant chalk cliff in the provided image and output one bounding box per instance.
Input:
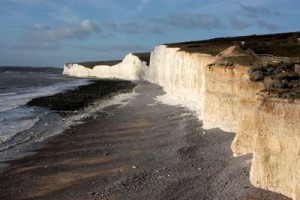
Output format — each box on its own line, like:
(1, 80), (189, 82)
(63, 53), (148, 80)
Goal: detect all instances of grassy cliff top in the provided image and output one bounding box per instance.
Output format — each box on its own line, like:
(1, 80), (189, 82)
(166, 31), (300, 57)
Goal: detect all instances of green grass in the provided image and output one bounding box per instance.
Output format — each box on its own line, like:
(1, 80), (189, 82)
(246, 44), (300, 57)
(166, 31), (300, 57)
(222, 56), (257, 66)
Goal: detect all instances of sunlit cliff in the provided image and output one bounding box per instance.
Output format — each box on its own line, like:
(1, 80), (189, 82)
(63, 36), (300, 199)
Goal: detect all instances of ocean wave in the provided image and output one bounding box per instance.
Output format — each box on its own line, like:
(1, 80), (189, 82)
(0, 92), (17, 96)
(0, 105), (18, 113)
(0, 117), (40, 144)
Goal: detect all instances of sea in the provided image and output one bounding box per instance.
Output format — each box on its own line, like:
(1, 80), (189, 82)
(0, 66), (91, 169)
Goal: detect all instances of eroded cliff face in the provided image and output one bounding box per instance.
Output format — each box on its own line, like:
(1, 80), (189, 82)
(203, 65), (265, 156)
(251, 96), (300, 200)
(63, 44), (300, 199)
(63, 54), (148, 80)
(203, 64), (268, 156)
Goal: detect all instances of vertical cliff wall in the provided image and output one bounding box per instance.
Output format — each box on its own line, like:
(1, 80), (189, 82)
(203, 65), (265, 155)
(250, 96), (300, 200)
(146, 45), (216, 116)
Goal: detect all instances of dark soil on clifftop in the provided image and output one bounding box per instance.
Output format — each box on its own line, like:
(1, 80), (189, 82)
(0, 82), (290, 200)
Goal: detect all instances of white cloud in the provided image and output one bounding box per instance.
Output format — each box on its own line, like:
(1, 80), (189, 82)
(101, 20), (163, 34)
(27, 20), (101, 41)
(152, 12), (225, 30)
(73, 43), (147, 52)
(1, 20), (102, 50)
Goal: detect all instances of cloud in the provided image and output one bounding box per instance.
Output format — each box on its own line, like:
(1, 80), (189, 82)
(47, 5), (81, 23)
(228, 16), (251, 30)
(137, 0), (153, 10)
(101, 20), (163, 34)
(240, 4), (280, 17)
(0, 40), (59, 50)
(256, 20), (279, 31)
(2, 20), (102, 51)
(152, 13), (225, 30)
(26, 20), (101, 41)
(73, 43), (147, 52)
(0, 0), (82, 23)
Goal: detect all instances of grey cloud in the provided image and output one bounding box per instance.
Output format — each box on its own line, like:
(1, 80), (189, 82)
(101, 20), (163, 34)
(27, 20), (101, 41)
(0, 41), (59, 50)
(3, 20), (102, 51)
(152, 13), (225, 30)
(256, 20), (279, 31)
(73, 44), (147, 52)
(240, 4), (280, 17)
(228, 16), (251, 30)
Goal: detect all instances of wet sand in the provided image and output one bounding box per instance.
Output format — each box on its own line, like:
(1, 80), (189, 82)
(0, 82), (290, 200)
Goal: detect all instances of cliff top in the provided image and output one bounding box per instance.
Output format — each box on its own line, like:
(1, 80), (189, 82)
(210, 45), (258, 66)
(166, 31), (300, 58)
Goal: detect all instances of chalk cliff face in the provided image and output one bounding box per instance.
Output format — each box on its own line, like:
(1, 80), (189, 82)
(146, 45), (216, 114)
(251, 96), (300, 200)
(63, 54), (148, 80)
(203, 65), (265, 155)
(63, 45), (300, 199)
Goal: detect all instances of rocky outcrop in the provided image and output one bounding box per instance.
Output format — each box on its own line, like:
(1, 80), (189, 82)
(63, 44), (300, 199)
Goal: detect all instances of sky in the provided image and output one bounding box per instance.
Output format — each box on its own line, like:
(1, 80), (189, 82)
(0, 0), (299, 67)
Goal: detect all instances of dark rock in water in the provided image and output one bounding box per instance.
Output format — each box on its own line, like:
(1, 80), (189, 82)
(27, 80), (136, 112)
(250, 70), (264, 82)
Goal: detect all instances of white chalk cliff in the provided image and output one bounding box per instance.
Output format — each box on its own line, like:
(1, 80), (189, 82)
(63, 53), (148, 80)
(63, 44), (300, 199)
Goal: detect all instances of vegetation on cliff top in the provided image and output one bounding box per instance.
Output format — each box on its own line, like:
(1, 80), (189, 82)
(167, 31), (300, 57)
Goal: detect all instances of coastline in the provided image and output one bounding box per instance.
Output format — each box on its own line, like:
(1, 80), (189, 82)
(0, 79), (136, 173)
(0, 81), (290, 200)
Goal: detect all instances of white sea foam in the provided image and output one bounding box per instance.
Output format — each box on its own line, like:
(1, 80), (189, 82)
(0, 92), (17, 96)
